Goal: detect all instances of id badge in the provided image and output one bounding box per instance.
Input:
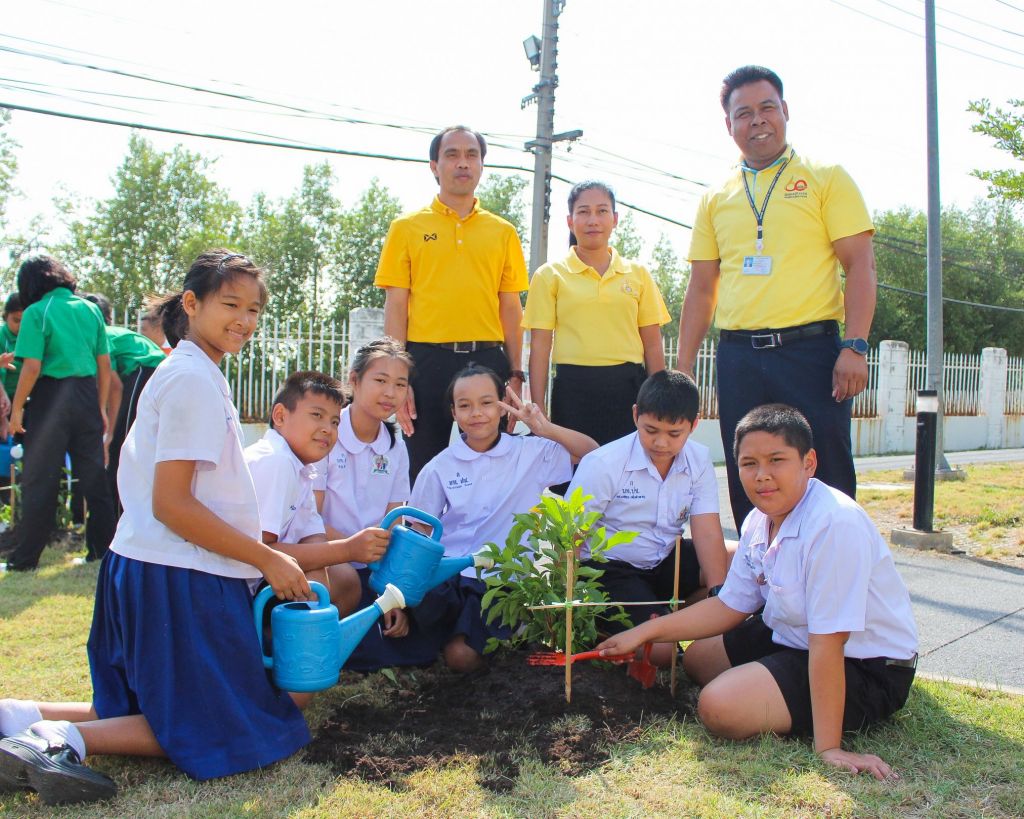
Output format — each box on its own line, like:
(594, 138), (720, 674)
(742, 255), (773, 276)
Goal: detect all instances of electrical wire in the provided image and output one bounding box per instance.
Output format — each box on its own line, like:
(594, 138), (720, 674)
(874, 0), (1024, 56)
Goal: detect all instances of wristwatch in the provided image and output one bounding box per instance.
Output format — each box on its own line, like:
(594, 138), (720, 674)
(509, 369), (527, 382)
(839, 337), (869, 355)
(707, 584), (724, 598)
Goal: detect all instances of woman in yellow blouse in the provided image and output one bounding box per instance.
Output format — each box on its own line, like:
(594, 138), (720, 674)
(523, 181), (670, 445)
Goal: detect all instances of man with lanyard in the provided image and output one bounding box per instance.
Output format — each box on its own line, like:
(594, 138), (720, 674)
(678, 65), (876, 527)
(375, 125), (528, 481)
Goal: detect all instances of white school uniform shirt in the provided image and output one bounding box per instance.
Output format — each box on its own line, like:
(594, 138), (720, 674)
(568, 432), (719, 569)
(719, 478), (919, 660)
(110, 339), (263, 579)
(244, 429), (325, 544)
(313, 407), (410, 537)
(410, 432), (573, 577)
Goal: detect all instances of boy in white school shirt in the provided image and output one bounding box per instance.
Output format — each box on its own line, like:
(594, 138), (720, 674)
(244, 370), (391, 614)
(598, 404), (919, 781)
(568, 369), (731, 667)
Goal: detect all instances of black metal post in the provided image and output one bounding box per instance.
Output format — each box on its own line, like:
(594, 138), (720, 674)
(913, 390), (938, 532)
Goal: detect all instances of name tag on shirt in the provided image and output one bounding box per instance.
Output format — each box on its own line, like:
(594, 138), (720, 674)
(742, 255), (773, 276)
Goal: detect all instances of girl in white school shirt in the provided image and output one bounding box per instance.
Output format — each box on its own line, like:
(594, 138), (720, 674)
(409, 364), (599, 672)
(313, 336), (423, 669)
(0, 252), (313, 806)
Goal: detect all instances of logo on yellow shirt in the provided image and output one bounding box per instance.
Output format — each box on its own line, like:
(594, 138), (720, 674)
(783, 178), (808, 199)
(423, 233), (438, 242)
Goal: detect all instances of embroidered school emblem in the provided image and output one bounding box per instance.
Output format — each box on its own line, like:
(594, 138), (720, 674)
(621, 281), (637, 296)
(675, 504), (690, 525)
(372, 454), (390, 475)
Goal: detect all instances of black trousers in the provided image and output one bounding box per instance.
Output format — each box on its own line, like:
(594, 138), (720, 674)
(404, 342), (511, 483)
(550, 362), (647, 446)
(106, 365), (157, 513)
(8, 376), (117, 570)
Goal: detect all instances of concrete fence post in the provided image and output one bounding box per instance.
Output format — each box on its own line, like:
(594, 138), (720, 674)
(877, 340), (909, 454)
(347, 307), (386, 369)
(980, 347), (1008, 449)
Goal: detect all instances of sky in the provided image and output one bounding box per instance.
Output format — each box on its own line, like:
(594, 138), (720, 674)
(2, 0), (1023, 264)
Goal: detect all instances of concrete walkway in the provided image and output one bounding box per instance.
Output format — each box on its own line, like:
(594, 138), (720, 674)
(714, 448), (1024, 692)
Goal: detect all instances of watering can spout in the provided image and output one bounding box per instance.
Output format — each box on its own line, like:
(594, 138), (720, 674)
(429, 552), (494, 588)
(336, 583), (406, 667)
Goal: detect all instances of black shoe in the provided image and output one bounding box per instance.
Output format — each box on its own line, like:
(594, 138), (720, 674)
(0, 731), (116, 805)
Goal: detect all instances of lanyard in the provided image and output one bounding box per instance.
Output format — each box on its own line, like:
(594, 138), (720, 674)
(741, 148), (794, 254)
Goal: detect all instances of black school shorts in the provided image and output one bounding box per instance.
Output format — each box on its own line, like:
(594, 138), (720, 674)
(721, 615), (916, 736)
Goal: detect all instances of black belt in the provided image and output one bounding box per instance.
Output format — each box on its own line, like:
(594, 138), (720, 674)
(411, 340), (503, 353)
(720, 320), (838, 350)
(883, 653), (918, 669)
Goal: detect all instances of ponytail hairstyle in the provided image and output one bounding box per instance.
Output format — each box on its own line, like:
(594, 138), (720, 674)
(151, 250), (267, 348)
(349, 336), (414, 449)
(567, 180), (617, 247)
(16, 255), (77, 308)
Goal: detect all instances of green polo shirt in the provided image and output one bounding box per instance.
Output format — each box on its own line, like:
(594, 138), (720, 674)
(14, 287), (109, 378)
(106, 325), (166, 377)
(0, 324), (21, 396)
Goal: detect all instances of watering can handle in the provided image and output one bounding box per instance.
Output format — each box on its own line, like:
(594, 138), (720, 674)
(380, 505), (444, 542)
(252, 581), (331, 670)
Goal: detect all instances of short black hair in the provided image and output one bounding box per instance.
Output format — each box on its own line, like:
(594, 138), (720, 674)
(635, 370), (699, 424)
(17, 255), (77, 307)
(3, 292), (22, 316)
(270, 370), (347, 430)
(429, 125), (487, 163)
(720, 65), (784, 113)
(733, 403), (813, 461)
(82, 292), (113, 325)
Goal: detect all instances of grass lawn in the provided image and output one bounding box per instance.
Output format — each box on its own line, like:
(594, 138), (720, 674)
(2, 543), (1023, 818)
(858, 463), (1024, 563)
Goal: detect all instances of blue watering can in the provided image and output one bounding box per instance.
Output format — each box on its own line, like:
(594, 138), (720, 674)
(253, 580), (405, 692)
(368, 506), (494, 607)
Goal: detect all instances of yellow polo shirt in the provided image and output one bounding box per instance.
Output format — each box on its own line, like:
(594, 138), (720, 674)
(523, 247), (670, 366)
(374, 196), (528, 343)
(688, 149), (873, 331)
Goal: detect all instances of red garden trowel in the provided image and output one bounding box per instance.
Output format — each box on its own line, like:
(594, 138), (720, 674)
(627, 641), (657, 689)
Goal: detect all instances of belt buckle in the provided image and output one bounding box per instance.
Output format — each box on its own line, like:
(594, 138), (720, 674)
(452, 341), (473, 354)
(751, 333), (779, 350)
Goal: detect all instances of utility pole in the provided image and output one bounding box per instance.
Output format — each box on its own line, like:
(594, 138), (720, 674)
(522, 1), (580, 276)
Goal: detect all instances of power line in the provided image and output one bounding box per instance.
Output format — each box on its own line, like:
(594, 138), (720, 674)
(993, 0), (1024, 14)
(931, 1), (1024, 38)
(878, 280), (1024, 312)
(828, 0), (1024, 69)
(874, 0), (1024, 56)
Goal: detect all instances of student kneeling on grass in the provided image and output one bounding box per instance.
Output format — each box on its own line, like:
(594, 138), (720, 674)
(598, 403), (919, 780)
(244, 370), (396, 620)
(568, 369), (732, 668)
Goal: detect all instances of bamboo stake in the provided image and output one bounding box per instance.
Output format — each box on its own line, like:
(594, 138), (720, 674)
(670, 536), (681, 697)
(564, 551), (574, 704)
(526, 600), (678, 611)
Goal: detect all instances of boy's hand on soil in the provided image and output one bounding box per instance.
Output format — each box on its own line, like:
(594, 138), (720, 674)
(345, 527), (390, 564)
(381, 608), (409, 638)
(819, 747), (899, 781)
(597, 633), (642, 658)
(263, 551), (312, 601)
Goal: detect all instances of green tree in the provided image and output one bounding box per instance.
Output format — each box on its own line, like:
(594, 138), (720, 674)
(330, 178), (402, 321)
(648, 233), (688, 342)
(0, 110), (17, 234)
(477, 173), (530, 251)
(611, 210), (643, 260)
(968, 98), (1024, 203)
(60, 134), (241, 313)
(872, 201), (1024, 355)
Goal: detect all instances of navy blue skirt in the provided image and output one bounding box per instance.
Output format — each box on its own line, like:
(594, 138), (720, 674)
(87, 552), (311, 780)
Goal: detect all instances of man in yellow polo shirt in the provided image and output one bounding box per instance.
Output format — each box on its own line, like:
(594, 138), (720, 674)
(375, 125), (528, 480)
(678, 65), (876, 526)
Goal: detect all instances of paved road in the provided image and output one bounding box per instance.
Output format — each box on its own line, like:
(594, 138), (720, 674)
(713, 448), (1024, 691)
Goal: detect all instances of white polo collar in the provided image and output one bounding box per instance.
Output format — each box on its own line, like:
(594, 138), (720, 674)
(749, 477), (816, 549)
(624, 432), (690, 481)
(450, 431), (515, 461)
(171, 339), (230, 397)
(338, 407), (392, 456)
(263, 428), (319, 481)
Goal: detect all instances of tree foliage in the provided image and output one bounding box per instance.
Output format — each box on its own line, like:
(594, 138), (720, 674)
(648, 233), (687, 342)
(60, 134), (241, 313)
(872, 201), (1024, 355)
(0, 110), (17, 233)
(477, 173), (530, 252)
(611, 210), (643, 260)
(969, 98), (1024, 204)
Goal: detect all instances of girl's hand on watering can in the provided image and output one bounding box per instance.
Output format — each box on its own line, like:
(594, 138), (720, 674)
(262, 551), (312, 601)
(381, 608), (409, 638)
(344, 527), (390, 564)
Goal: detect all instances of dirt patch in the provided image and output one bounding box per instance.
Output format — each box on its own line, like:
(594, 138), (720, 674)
(306, 649), (697, 790)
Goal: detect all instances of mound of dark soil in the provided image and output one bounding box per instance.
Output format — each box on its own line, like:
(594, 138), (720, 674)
(306, 650), (699, 790)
